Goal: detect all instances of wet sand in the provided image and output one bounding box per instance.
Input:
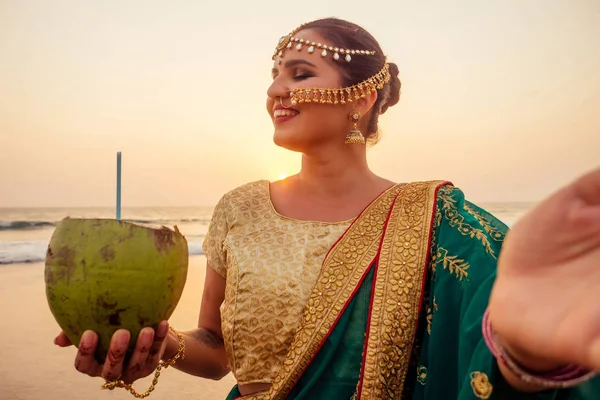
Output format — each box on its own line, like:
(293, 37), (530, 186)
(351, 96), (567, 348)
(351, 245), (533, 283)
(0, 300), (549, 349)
(0, 256), (236, 400)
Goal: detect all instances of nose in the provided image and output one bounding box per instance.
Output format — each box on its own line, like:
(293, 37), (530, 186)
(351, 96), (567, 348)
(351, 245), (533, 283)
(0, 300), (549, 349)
(267, 75), (290, 103)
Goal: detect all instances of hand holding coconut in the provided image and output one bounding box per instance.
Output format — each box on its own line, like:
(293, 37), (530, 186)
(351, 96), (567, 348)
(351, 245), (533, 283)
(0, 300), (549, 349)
(45, 219), (189, 396)
(54, 320), (176, 384)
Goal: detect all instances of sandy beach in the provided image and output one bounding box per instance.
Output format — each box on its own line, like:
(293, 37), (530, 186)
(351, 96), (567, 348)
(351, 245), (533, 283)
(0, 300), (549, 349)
(0, 255), (236, 400)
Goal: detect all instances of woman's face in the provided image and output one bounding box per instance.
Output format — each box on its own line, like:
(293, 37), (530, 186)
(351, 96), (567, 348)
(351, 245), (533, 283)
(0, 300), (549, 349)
(266, 29), (355, 152)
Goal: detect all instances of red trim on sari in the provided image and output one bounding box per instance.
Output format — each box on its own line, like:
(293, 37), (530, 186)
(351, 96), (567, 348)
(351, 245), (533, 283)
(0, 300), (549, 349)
(282, 184), (402, 396)
(356, 189), (404, 396)
(355, 180), (450, 399)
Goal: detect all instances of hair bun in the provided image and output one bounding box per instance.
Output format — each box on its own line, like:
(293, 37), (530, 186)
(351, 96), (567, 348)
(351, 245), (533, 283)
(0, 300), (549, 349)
(380, 62), (401, 115)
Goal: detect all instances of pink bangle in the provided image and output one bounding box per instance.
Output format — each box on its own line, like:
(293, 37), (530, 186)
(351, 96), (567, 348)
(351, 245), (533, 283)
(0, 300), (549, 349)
(482, 308), (596, 388)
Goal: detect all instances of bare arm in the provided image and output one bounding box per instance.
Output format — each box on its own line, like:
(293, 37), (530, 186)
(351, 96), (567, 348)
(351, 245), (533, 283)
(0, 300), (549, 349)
(162, 264), (230, 380)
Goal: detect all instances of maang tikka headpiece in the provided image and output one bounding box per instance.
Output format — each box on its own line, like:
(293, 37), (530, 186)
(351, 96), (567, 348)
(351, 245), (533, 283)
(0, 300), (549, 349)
(273, 22), (391, 107)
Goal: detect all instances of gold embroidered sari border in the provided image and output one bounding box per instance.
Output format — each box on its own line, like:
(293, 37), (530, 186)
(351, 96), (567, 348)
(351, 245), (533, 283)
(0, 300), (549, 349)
(358, 181), (449, 399)
(266, 184), (405, 400)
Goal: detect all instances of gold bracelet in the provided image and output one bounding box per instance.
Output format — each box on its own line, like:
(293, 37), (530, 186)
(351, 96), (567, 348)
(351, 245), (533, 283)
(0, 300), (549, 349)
(101, 326), (186, 398)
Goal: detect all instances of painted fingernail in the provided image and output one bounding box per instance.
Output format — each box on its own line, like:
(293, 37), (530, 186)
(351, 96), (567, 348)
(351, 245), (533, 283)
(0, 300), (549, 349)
(157, 323), (168, 339)
(81, 331), (93, 347)
(117, 331), (130, 347)
(141, 329), (153, 345)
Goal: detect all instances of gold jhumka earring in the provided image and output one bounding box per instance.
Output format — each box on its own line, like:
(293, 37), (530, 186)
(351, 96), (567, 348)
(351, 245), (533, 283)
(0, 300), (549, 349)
(345, 111), (365, 145)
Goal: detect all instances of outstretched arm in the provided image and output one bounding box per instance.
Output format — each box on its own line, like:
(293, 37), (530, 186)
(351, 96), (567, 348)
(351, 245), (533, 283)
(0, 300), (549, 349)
(162, 264), (230, 380)
(414, 182), (599, 400)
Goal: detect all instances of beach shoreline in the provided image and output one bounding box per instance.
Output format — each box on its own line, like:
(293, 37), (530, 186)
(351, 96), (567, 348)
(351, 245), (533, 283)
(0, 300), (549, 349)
(0, 202), (534, 399)
(0, 255), (236, 400)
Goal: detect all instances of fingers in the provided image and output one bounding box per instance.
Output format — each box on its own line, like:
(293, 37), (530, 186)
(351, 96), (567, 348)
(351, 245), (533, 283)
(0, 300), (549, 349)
(147, 321), (169, 367)
(68, 324), (170, 382)
(572, 166), (600, 205)
(122, 327), (155, 383)
(74, 330), (102, 377)
(101, 329), (131, 382)
(54, 331), (72, 347)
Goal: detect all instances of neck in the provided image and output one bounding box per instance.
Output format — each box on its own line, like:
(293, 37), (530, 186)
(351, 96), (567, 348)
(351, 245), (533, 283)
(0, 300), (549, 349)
(295, 145), (377, 200)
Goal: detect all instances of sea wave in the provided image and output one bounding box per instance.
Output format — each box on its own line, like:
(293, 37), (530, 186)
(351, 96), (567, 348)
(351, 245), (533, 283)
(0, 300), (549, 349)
(0, 238), (206, 265)
(0, 218), (210, 232)
(0, 221), (56, 231)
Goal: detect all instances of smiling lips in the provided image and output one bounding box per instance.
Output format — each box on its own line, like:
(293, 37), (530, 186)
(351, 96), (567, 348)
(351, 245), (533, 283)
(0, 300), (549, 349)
(273, 107), (299, 123)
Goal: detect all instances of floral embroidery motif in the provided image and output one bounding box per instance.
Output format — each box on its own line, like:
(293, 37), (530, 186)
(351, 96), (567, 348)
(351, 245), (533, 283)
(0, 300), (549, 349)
(417, 365), (428, 385)
(470, 371), (493, 399)
(266, 184), (403, 399)
(463, 202), (505, 242)
(203, 180), (352, 385)
(434, 203), (443, 228)
(359, 181), (446, 399)
(437, 187), (497, 259)
(227, 181), (449, 399)
(426, 297), (438, 334)
(434, 247), (470, 280)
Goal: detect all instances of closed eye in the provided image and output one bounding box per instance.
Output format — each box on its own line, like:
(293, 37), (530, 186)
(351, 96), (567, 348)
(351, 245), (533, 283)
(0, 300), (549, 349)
(271, 59), (318, 80)
(293, 73), (314, 81)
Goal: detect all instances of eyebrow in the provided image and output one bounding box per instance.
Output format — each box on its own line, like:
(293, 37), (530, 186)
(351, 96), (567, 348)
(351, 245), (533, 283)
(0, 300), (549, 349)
(272, 59), (317, 76)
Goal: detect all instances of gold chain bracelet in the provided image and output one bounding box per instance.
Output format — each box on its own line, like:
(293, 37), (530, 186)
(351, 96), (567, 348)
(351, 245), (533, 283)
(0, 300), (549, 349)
(101, 326), (186, 398)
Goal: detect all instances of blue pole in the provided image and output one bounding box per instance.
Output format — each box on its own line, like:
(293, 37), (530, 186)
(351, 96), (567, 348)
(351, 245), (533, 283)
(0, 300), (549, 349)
(116, 152), (122, 220)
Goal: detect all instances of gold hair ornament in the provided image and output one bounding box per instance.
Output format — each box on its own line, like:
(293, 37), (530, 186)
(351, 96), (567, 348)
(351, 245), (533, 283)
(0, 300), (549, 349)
(273, 23), (377, 63)
(288, 63), (391, 107)
(101, 327), (186, 398)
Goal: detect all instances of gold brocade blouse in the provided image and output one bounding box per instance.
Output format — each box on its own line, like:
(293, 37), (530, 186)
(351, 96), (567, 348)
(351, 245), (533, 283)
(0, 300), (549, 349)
(202, 180), (353, 385)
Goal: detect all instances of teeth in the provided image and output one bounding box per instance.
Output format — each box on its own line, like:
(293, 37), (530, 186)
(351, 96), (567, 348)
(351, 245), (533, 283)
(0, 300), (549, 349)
(274, 109), (299, 117)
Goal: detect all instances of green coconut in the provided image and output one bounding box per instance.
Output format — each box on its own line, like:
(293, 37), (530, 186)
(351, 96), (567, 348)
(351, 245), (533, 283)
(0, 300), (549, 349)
(44, 218), (188, 363)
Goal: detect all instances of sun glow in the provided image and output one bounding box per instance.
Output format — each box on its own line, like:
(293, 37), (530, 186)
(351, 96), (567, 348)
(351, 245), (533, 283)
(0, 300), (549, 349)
(278, 173), (288, 180)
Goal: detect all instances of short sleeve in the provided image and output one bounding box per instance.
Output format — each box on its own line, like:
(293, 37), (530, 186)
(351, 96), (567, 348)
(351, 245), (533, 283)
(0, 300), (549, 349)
(202, 193), (230, 279)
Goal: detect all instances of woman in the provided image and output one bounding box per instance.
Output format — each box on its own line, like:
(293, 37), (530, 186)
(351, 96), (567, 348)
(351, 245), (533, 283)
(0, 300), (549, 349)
(55, 18), (600, 399)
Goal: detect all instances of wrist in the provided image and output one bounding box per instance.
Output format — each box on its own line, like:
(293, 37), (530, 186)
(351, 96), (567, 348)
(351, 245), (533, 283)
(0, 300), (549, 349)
(482, 308), (596, 389)
(161, 329), (181, 361)
(498, 337), (565, 374)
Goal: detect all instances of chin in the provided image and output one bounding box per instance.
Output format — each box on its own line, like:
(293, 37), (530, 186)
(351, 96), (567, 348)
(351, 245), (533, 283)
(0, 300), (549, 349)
(272, 130), (305, 153)
(272, 121), (334, 153)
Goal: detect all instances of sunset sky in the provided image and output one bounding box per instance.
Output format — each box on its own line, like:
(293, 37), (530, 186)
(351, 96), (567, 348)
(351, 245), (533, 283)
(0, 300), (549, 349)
(1, 0), (598, 207)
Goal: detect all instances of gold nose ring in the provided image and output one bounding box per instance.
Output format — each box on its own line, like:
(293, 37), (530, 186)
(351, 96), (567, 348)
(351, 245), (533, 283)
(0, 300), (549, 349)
(278, 96), (292, 109)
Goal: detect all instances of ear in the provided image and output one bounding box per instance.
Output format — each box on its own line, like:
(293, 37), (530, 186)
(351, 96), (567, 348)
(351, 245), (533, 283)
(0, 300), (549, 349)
(354, 90), (378, 115)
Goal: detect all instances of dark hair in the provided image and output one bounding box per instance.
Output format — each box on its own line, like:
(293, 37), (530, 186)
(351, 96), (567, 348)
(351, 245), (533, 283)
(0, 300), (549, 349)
(300, 18), (401, 144)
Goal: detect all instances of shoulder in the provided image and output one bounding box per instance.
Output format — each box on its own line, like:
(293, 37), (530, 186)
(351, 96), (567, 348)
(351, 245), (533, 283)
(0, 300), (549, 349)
(210, 180), (272, 229)
(429, 183), (508, 288)
(398, 180), (507, 236)
(214, 180), (269, 210)
(203, 180), (270, 272)
(435, 184), (508, 241)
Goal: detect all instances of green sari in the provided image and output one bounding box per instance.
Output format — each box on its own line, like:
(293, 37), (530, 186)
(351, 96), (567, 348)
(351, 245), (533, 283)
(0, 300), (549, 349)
(226, 181), (599, 399)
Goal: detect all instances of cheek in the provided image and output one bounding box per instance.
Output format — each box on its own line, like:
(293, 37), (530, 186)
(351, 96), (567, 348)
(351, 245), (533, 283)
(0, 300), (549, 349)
(317, 106), (347, 123)
(266, 98), (274, 117)
(302, 107), (348, 132)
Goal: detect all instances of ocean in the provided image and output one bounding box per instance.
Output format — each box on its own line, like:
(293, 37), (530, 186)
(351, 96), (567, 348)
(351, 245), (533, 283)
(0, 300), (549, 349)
(0, 206), (214, 265)
(0, 202), (535, 265)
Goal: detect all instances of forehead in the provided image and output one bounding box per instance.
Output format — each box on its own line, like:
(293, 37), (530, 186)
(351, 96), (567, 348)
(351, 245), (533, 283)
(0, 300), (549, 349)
(272, 29), (334, 69)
